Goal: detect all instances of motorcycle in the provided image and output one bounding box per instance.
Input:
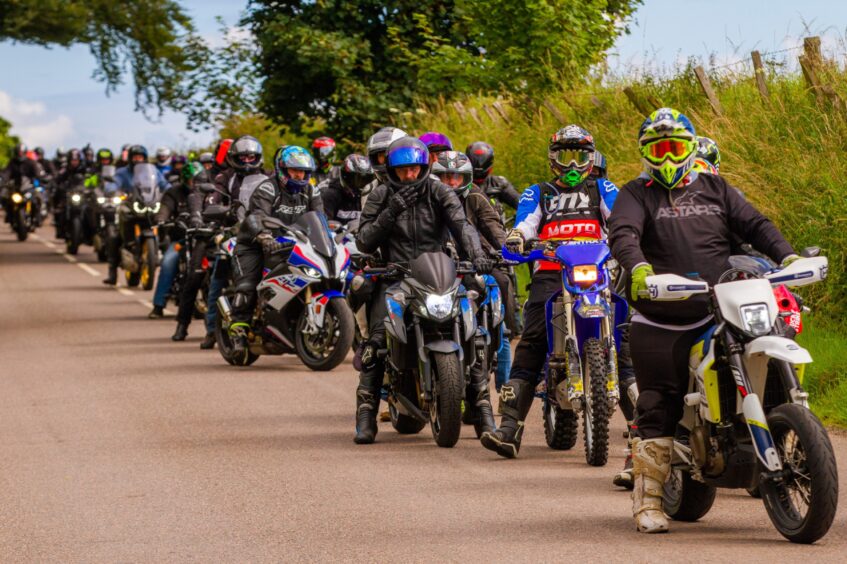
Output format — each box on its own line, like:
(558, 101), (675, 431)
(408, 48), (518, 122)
(120, 163), (162, 290)
(646, 256), (838, 544)
(215, 211), (355, 371)
(64, 173), (93, 255)
(504, 239), (627, 466)
(367, 253), (479, 447)
(8, 178), (42, 241)
(92, 165), (121, 262)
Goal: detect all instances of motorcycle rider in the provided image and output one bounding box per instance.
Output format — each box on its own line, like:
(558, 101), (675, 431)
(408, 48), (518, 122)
(1, 143), (42, 223)
(311, 136), (337, 184)
(208, 136), (266, 212)
(227, 145), (324, 352)
(607, 108), (797, 534)
(466, 141), (521, 223)
(364, 127), (407, 198)
(352, 136), (493, 444)
(480, 125), (619, 459)
(319, 153), (373, 225)
(54, 148), (88, 239)
(199, 152), (214, 172)
(82, 144), (97, 175)
(167, 155), (188, 185)
(155, 147), (173, 176)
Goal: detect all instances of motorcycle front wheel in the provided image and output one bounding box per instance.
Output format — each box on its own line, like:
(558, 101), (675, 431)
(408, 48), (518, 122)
(663, 466), (716, 521)
(66, 216), (82, 255)
(15, 208), (28, 241)
(760, 403), (838, 544)
(582, 338), (611, 466)
(430, 352), (463, 448)
(295, 297), (354, 371)
(140, 237), (157, 291)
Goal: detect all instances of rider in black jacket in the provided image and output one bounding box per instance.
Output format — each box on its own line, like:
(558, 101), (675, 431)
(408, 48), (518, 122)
(319, 153), (373, 225)
(466, 141), (521, 222)
(352, 136), (492, 444)
(228, 145), (324, 352)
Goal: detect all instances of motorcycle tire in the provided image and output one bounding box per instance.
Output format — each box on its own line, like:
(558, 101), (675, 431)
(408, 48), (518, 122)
(66, 216), (82, 255)
(214, 310), (259, 366)
(430, 352), (463, 448)
(295, 297), (354, 371)
(15, 208), (28, 241)
(582, 338), (610, 466)
(663, 467), (717, 522)
(543, 396), (578, 450)
(760, 403), (838, 544)
(140, 237), (157, 291)
(125, 268), (141, 287)
(95, 235), (107, 262)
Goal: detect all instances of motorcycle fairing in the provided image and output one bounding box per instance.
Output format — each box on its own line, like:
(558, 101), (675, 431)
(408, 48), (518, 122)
(308, 290), (345, 329)
(742, 394), (782, 471)
(689, 328), (721, 423)
(259, 273), (310, 310)
(384, 292), (407, 344)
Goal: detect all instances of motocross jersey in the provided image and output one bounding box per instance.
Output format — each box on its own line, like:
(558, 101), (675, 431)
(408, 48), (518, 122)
(513, 177), (618, 270)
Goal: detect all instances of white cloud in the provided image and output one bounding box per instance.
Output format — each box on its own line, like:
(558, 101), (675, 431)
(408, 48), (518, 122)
(0, 90), (75, 148)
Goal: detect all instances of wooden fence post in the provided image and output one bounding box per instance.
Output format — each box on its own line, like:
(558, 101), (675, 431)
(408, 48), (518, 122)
(693, 65), (723, 115)
(491, 101), (511, 124)
(541, 98), (567, 124)
(751, 50), (769, 101)
(623, 87), (650, 115)
(646, 95), (663, 111)
(804, 36), (822, 68)
(468, 107), (484, 127)
(481, 104), (500, 123)
(589, 96), (604, 110)
(799, 55), (824, 103)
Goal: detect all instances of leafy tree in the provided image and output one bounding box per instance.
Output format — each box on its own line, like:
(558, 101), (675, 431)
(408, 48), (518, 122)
(0, 0), (206, 117)
(0, 115), (20, 168)
(244, 0), (641, 140)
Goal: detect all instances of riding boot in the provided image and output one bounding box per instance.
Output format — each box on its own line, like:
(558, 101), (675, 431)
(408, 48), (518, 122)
(480, 379), (533, 458)
(102, 265), (117, 286)
(631, 437), (672, 533)
(172, 322), (188, 341)
(200, 333), (216, 350)
(354, 368), (381, 444)
(613, 421), (635, 490)
(467, 363), (496, 436)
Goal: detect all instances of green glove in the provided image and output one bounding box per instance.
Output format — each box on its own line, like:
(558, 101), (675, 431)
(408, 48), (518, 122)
(631, 264), (655, 301)
(780, 254), (800, 267)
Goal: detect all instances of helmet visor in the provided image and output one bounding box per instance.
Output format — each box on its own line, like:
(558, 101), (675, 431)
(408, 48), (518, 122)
(643, 138), (695, 164)
(554, 149), (592, 168)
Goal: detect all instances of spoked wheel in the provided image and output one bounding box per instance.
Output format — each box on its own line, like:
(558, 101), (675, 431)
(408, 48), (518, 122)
(663, 466), (717, 521)
(760, 404), (838, 544)
(582, 338), (610, 466)
(430, 352), (463, 448)
(140, 237), (157, 291)
(543, 396), (578, 450)
(295, 297), (354, 371)
(214, 308), (258, 366)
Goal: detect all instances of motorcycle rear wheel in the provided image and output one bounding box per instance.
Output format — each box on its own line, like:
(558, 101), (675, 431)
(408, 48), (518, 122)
(430, 352), (463, 448)
(582, 338), (611, 466)
(295, 297), (354, 371)
(761, 403), (838, 544)
(214, 311), (259, 366)
(543, 396), (578, 450)
(663, 467), (717, 521)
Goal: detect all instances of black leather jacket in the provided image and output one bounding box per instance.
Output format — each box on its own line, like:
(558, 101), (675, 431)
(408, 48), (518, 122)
(319, 175), (361, 225)
(241, 176), (324, 241)
(357, 177), (484, 264)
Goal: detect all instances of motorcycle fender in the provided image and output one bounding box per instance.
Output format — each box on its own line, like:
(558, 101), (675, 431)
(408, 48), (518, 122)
(309, 290), (344, 329)
(744, 336), (812, 364)
(574, 292), (610, 319)
(424, 340), (461, 355)
(743, 393), (782, 472)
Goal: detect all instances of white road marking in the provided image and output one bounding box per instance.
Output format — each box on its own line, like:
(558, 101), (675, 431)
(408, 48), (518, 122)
(118, 288), (135, 297)
(77, 263), (100, 277)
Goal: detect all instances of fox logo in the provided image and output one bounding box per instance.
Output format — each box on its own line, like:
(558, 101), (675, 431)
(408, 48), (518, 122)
(500, 385), (516, 402)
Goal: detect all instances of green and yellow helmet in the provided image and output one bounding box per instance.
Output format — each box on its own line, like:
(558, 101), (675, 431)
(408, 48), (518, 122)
(638, 108), (698, 189)
(181, 161), (203, 185)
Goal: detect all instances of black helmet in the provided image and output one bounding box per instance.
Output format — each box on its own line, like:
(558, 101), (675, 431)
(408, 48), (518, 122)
(34, 147), (45, 159)
(432, 151), (473, 196)
(465, 141), (494, 182)
(67, 148), (83, 168)
(367, 127), (407, 183)
(228, 135), (263, 173)
(127, 145), (149, 169)
(339, 153), (374, 194)
(82, 144), (95, 162)
(385, 136), (430, 190)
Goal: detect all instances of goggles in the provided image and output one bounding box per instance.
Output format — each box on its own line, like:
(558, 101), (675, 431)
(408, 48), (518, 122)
(642, 138), (695, 164)
(554, 149), (592, 168)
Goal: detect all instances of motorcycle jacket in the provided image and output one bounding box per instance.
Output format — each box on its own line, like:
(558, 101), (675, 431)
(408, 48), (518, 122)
(475, 175), (521, 219)
(357, 177), (485, 265)
(460, 185), (506, 255)
(208, 168), (270, 208)
(241, 175), (324, 241)
(319, 174), (361, 225)
(513, 176), (618, 270)
(608, 171), (795, 325)
(154, 181), (192, 224)
(2, 157), (41, 187)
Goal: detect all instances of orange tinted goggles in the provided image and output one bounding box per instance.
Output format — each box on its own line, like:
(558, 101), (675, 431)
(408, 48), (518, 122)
(644, 139), (692, 162)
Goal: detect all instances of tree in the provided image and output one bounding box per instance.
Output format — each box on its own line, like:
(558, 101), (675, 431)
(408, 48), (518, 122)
(0, 0), (207, 118)
(0, 115), (20, 168)
(244, 0), (642, 140)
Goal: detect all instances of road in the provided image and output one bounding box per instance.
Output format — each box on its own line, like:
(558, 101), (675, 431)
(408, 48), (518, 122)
(0, 226), (845, 563)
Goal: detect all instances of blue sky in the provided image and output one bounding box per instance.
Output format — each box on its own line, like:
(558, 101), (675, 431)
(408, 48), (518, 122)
(0, 0), (843, 154)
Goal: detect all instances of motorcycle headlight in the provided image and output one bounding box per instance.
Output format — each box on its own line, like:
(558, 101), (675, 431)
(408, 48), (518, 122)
(152, 202), (161, 213)
(11, 193), (23, 204)
(572, 264), (598, 287)
(302, 266), (321, 279)
(132, 201), (145, 214)
(740, 303), (772, 336)
(339, 267), (349, 280)
(425, 293), (455, 319)
(97, 196), (106, 204)
(71, 193), (82, 204)
(111, 196), (122, 205)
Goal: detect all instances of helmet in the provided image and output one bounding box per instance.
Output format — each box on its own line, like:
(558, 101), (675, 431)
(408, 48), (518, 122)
(82, 144), (95, 162)
(228, 136), (263, 173)
(13, 143), (27, 159)
(548, 125), (595, 187)
(181, 161), (203, 184)
(432, 151), (473, 196)
(171, 154), (187, 167)
(638, 107), (698, 189)
(311, 136), (336, 171)
(155, 147), (172, 164)
(339, 153), (374, 194)
(465, 141), (494, 182)
(118, 144), (130, 163)
(34, 147), (45, 158)
(213, 138), (233, 168)
(386, 136), (430, 189)
(692, 158), (717, 175)
(419, 132), (453, 155)
(275, 145), (315, 193)
(696, 136), (721, 172)
(591, 151), (608, 179)
(55, 146), (66, 159)
(97, 148), (113, 164)
(367, 127), (407, 183)
(198, 152), (214, 165)
(128, 145), (149, 168)
(67, 148), (83, 167)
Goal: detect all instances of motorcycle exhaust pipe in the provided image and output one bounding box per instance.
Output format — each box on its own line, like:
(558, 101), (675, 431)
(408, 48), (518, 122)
(217, 295), (233, 326)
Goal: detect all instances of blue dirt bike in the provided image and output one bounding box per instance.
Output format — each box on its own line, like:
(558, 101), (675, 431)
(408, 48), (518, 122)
(504, 239), (627, 466)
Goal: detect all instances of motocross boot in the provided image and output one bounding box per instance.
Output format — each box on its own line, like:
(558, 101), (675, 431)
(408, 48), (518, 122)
(613, 452), (634, 490)
(466, 364), (496, 436)
(480, 379), (533, 458)
(102, 265), (117, 286)
(631, 437), (672, 533)
(354, 368), (381, 444)
(172, 322), (188, 341)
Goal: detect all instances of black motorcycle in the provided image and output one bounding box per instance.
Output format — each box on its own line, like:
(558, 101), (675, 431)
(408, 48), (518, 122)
(120, 164), (162, 290)
(64, 173), (94, 255)
(7, 178), (43, 241)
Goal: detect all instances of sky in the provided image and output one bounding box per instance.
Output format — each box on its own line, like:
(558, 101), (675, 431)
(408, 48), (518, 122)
(0, 0), (844, 154)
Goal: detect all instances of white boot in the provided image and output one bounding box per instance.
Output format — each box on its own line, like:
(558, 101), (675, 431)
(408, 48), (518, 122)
(631, 437), (672, 533)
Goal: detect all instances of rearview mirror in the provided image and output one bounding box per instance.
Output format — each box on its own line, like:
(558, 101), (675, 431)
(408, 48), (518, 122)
(202, 205), (229, 222)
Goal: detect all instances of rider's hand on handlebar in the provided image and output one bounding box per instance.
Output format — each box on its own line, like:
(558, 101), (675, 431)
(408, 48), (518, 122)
(631, 263), (655, 301)
(473, 256), (494, 275)
(780, 253), (800, 268)
(257, 232), (288, 255)
(505, 229), (525, 255)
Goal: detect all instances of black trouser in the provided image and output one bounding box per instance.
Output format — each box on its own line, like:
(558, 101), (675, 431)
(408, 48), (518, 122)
(490, 267), (519, 336)
(176, 238), (211, 325)
(508, 271), (562, 386)
(357, 280), (394, 396)
(231, 240), (264, 324)
(618, 320), (637, 422)
(630, 319), (709, 439)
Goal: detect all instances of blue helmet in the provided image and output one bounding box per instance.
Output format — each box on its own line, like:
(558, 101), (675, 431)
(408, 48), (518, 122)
(275, 145), (315, 193)
(386, 136), (430, 189)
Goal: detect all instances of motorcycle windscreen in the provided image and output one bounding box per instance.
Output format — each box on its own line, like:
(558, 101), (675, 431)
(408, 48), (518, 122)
(410, 252), (457, 294)
(132, 163), (160, 205)
(293, 211), (335, 258)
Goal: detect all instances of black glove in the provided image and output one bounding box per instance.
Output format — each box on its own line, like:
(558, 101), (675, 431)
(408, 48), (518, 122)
(473, 256), (494, 274)
(257, 232), (287, 255)
(387, 185), (420, 216)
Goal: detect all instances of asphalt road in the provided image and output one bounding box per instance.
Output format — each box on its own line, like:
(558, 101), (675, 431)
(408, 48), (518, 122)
(0, 226), (845, 563)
